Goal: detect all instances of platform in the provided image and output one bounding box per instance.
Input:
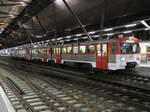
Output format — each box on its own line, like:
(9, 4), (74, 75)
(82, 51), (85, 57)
(0, 86), (15, 112)
(133, 63), (150, 77)
(139, 63), (150, 68)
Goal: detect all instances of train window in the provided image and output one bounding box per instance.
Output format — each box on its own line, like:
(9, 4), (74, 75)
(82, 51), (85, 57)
(112, 43), (116, 53)
(56, 48), (59, 54)
(73, 46), (78, 53)
(67, 47), (73, 53)
(87, 45), (95, 53)
(121, 43), (140, 53)
(97, 44), (101, 53)
(80, 46), (86, 53)
(102, 44), (107, 53)
(58, 48), (61, 54)
(147, 47), (150, 53)
(62, 47), (67, 53)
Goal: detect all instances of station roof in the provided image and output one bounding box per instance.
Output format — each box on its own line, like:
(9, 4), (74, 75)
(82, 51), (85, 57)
(0, 0), (150, 49)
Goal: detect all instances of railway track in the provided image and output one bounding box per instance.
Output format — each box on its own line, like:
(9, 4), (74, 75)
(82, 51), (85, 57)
(0, 58), (150, 111)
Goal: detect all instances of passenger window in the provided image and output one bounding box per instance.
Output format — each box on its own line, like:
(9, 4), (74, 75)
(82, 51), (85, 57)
(73, 46), (78, 53)
(87, 45), (95, 53)
(56, 48), (59, 54)
(67, 47), (73, 53)
(80, 46), (86, 53)
(112, 43), (116, 53)
(58, 48), (61, 54)
(62, 47), (67, 53)
(97, 45), (101, 53)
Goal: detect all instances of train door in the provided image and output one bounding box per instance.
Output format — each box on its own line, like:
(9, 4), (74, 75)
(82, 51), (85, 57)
(56, 47), (62, 64)
(96, 43), (108, 69)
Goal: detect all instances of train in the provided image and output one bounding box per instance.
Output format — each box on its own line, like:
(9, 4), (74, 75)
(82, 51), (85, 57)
(9, 36), (141, 71)
(139, 41), (150, 63)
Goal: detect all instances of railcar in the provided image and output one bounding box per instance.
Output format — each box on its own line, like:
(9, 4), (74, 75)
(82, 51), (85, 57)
(140, 41), (150, 63)
(10, 36), (141, 70)
(52, 37), (141, 70)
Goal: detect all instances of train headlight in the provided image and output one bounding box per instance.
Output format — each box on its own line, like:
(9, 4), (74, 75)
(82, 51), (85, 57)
(121, 57), (126, 61)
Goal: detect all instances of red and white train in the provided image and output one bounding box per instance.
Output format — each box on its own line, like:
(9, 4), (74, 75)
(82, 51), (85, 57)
(10, 36), (141, 70)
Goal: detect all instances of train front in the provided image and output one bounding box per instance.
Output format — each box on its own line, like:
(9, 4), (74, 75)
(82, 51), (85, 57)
(117, 37), (141, 70)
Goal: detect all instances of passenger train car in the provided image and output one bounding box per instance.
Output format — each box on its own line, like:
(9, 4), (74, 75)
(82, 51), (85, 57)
(140, 41), (150, 63)
(10, 36), (141, 70)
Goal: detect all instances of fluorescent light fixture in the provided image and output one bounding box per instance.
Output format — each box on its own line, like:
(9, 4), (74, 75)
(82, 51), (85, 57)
(145, 28), (150, 31)
(66, 36), (71, 38)
(141, 20), (150, 29)
(93, 35), (99, 38)
(57, 38), (62, 40)
(82, 37), (88, 39)
(74, 38), (78, 40)
(51, 39), (56, 41)
(106, 33), (114, 36)
(76, 34), (82, 37)
(89, 31), (96, 34)
(60, 40), (64, 42)
(66, 39), (71, 41)
(123, 31), (132, 34)
(104, 28), (113, 32)
(46, 40), (50, 42)
(125, 24), (137, 28)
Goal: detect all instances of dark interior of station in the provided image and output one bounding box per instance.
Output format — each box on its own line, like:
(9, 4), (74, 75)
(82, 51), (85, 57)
(0, 0), (150, 112)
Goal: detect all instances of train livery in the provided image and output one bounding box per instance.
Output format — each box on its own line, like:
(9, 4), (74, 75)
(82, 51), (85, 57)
(10, 36), (141, 70)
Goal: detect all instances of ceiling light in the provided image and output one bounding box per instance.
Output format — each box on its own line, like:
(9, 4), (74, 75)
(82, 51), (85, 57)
(141, 20), (150, 29)
(123, 31), (132, 34)
(66, 39), (71, 41)
(104, 28), (113, 32)
(76, 34), (82, 37)
(145, 28), (150, 31)
(125, 24), (137, 28)
(106, 33), (114, 36)
(74, 38), (78, 40)
(89, 31), (96, 34)
(66, 36), (71, 38)
(93, 35), (99, 38)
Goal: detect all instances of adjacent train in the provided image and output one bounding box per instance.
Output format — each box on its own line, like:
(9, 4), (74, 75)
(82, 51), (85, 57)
(10, 36), (141, 70)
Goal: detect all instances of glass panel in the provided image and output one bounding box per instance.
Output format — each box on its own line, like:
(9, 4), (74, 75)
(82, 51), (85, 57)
(53, 48), (56, 54)
(112, 43), (116, 53)
(73, 46), (78, 53)
(87, 45), (95, 53)
(56, 48), (59, 54)
(121, 43), (140, 53)
(80, 46), (86, 53)
(147, 47), (150, 53)
(102, 44), (107, 53)
(67, 47), (73, 53)
(58, 48), (61, 54)
(97, 44), (101, 53)
(62, 47), (67, 53)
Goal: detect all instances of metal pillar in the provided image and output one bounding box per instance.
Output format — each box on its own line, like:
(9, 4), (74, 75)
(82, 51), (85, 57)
(62, 0), (93, 42)
(35, 16), (48, 40)
(99, 0), (107, 39)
